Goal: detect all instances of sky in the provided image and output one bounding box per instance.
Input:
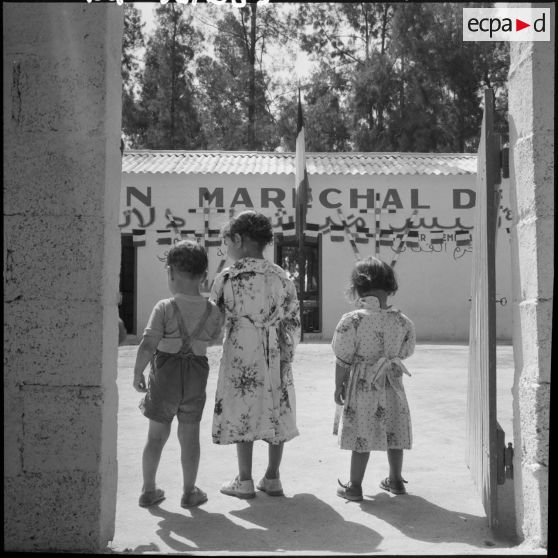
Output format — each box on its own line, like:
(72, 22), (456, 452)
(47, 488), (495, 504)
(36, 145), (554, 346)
(134, 2), (156, 35)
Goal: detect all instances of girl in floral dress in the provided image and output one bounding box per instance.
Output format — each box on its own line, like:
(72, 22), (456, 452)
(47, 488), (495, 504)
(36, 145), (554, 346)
(210, 210), (301, 499)
(333, 257), (416, 502)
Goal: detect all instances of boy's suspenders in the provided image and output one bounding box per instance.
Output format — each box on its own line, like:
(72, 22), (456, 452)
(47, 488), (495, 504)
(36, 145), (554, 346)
(170, 299), (212, 356)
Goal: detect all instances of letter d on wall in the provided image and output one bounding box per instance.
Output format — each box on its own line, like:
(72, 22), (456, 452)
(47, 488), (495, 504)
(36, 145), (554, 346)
(453, 189), (476, 209)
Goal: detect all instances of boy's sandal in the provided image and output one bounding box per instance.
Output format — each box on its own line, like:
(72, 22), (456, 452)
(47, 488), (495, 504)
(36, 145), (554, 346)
(138, 488), (165, 507)
(379, 477), (408, 495)
(181, 486), (208, 508)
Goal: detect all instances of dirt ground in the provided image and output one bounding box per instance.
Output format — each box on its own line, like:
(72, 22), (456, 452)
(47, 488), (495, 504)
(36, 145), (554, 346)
(109, 341), (545, 556)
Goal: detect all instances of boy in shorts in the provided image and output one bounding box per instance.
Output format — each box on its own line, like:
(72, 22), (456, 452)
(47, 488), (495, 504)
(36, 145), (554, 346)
(133, 240), (224, 508)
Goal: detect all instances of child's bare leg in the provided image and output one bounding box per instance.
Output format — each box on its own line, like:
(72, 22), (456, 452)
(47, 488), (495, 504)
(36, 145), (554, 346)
(177, 422), (200, 494)
(142, 420), (171, 492)
(387, 448), (404, 481)
(265, 442), (283, 479)
(237, 441), (254, 480)
(350, 451), (370, 485)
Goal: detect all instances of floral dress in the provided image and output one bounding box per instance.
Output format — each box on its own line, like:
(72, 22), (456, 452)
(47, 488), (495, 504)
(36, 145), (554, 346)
(210, 257), (301, 445)
(332, 296), (416, 452)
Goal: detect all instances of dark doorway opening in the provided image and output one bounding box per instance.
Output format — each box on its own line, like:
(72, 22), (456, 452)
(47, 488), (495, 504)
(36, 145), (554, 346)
(119, 233), (136, 334)
(275, 236), (321, 333)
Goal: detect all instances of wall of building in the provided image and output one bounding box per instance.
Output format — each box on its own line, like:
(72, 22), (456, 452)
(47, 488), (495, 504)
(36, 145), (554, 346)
(121, 170), (513, 342)
(506, 2), (553, 548)
(3, 4), (123, 551)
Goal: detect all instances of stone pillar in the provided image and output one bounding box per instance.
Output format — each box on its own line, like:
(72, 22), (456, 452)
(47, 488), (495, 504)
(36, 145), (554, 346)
(3, 3), (123, 551)
(506, 3), (553, 549)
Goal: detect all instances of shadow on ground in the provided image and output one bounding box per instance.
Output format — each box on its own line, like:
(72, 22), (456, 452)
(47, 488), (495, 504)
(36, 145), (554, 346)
(136, 493), (383, 554)
(114, 344), (522, 555)
(359, 492), (506, 548)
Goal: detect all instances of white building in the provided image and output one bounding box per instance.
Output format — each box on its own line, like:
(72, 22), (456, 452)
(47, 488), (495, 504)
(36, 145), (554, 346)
(120, 150), (513, 342)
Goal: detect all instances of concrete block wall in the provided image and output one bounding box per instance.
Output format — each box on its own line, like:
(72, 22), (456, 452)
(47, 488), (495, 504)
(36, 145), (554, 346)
(3, 3), (123, 551)
(506, 3), (553, 549)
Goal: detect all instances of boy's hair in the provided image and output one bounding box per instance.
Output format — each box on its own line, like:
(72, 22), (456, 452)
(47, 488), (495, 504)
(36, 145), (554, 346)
(348, 256), (398, 298)
(222, 210), (273, 248)
(166, 240), (208, 277)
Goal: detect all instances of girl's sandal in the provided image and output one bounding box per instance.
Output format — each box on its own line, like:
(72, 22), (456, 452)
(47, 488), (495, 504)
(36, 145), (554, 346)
(379, 477), (407, 495)
(337, 479), (363, 501)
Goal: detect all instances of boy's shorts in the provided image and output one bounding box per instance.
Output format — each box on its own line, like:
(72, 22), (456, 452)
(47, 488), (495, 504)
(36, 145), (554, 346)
(140, 350), (209, 424)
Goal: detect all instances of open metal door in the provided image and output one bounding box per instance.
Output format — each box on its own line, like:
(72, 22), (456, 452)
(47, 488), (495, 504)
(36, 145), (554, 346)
(465, 88), (503, 528)
(275, 235), (322, 334)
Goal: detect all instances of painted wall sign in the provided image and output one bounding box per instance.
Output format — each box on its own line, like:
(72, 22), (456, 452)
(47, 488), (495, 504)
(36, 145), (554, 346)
(120, 171), (513, 342)
(119, 185), (511, 259)
(191, 186), (476, 210)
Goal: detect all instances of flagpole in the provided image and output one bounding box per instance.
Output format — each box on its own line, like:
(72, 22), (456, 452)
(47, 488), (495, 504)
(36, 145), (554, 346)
(296, 87), (305, 341)
(298, 208), (305, 341)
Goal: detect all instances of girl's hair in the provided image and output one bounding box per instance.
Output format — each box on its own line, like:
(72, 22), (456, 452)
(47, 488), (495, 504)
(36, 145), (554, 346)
(222, 210), (273, 248)
(348, 256), (398, 299)
(166, 240), (208, 277)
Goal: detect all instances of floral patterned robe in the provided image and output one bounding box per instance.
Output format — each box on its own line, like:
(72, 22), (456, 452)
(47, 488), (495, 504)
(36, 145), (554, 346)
(210, 257), (301, 445)
(332, 296), (416, 452)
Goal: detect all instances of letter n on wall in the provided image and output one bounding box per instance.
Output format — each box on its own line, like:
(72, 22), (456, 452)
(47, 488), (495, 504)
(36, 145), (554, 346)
(127, 187), (152, 207)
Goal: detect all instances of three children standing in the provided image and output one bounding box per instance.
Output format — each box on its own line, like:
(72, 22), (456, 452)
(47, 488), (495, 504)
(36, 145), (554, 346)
(132, 210), (415, 508)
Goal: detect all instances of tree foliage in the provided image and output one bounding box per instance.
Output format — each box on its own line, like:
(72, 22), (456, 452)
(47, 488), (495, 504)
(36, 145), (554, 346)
(137, 4), (205, 149)
(195, 3), (294, 150)
(121, 3), (145, 146)
(276, 66), (350, 152)
(121, 2), (509, 153)
(294, 2), (509, 152)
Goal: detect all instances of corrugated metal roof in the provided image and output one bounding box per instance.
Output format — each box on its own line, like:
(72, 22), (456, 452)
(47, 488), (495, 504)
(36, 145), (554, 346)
(122, 150), (477, 176)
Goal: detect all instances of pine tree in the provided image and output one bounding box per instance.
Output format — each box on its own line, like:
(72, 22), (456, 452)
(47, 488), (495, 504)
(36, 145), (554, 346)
(121, 3), (145, 147)
(295, 2), (509, 152)
(195, 3), (293, 150)
(138, 4), (205, 149)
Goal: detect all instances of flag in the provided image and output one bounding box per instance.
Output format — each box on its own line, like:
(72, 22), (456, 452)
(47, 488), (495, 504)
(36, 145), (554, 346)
(295, 89), (311, 238)
(132, 229), (146, 247)
(330, 224), (345, 242)
(305, 222), (320, 238)
(180, 229), (203, 243)
(355, 226), (371, 244)
(455, 230), (472, 246)
(379, 229), (394, 246)
(430, 230), (444, 245)
(206, 228), (222, 247)
(278, 219), (297, 242)
(156, 230), (172, 245)
(281, 220), (296, 233)
(406, 230), (420, 248)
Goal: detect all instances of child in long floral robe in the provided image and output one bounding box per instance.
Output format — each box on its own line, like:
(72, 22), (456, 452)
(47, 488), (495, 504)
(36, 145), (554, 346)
(211, 257), (300, 445)
(210, 210), (301, 499)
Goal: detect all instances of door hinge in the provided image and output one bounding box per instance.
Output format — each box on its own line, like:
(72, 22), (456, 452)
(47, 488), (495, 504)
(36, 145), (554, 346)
(505, 442), (514, 479)
(496, 423), (514, 484)
(500, 147), (509, 179)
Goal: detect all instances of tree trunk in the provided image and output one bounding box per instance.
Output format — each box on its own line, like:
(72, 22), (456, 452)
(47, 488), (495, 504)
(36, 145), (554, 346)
(170, 6), (177, 149)
(247, 3), (257, 150)
(458, 99), (465, 152)
(380, 3), (389, 55)
(400, 55), (405, 120)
